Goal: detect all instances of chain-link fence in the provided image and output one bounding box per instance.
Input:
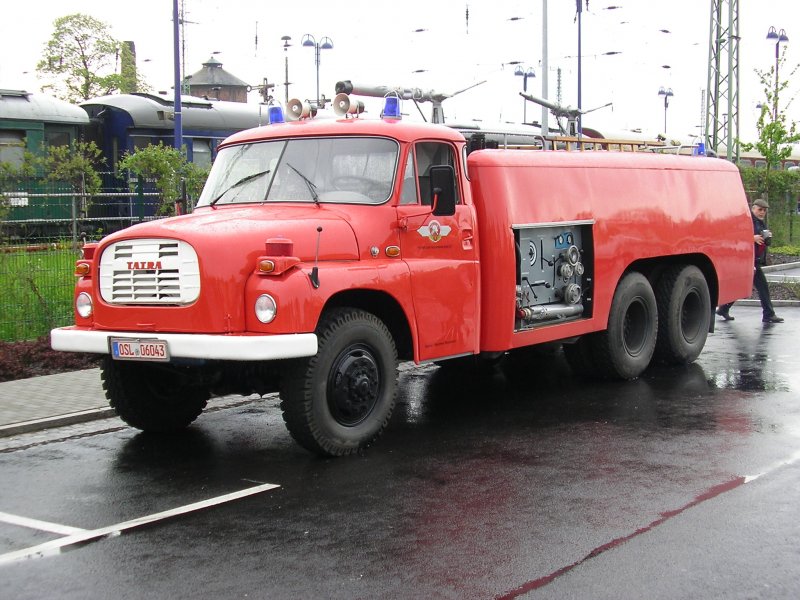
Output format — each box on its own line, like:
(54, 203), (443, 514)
(0, 176), (164, 341)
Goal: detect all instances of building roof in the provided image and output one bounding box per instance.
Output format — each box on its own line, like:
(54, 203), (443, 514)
(186, 57), (248, 88)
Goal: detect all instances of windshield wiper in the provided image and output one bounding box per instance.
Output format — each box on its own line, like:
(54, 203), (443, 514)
(286, 163), (320, 204)
(209, 169), (271, 206)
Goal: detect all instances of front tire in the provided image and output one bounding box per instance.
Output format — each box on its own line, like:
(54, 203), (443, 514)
(654, 265), (710, 365)
(591, 272), (658, 380)
(101, 358), (209, 432)
(280, 308), (398, 457)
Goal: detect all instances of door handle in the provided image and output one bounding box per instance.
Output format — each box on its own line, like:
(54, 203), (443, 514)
(462, 227), (474, 249)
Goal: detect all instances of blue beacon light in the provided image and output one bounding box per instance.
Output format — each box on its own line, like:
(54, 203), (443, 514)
(382, 96), (401, 119)
(268, 106), (285, 124)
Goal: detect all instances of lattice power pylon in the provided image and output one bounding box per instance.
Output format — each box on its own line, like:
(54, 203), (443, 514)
(704, 0), (740, 161)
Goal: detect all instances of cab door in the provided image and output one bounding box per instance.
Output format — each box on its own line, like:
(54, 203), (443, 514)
(396, 141), (479, 361)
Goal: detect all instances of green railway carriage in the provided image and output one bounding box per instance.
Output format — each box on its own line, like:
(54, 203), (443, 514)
(0, 88), (88, 162)
(0, 89), (90, 224)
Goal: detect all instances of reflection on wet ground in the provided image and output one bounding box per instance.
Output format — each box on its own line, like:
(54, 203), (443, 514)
(396, 306), (798, 437)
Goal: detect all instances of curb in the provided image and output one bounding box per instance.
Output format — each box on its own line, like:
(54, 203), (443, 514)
(0, 407), (117, 438)
(735, 299), (800, 307)
(0, 393), (273, 440)
(762, 260), (800, 273)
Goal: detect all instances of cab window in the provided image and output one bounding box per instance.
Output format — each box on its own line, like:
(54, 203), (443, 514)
(413, 142), (459, 206)
(399, 152), (418, 204)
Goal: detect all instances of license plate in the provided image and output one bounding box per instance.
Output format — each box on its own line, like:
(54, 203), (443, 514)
(110, 337), (170, 362)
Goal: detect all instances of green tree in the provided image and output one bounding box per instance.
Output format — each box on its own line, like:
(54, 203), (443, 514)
(36, 14), (142, 102)
(37, 140), (105, 196)
(739, 47), (800, 246)
(118, 144), (209, 216)
(118, 42), (139, 95)
(741, 48), (800, 183)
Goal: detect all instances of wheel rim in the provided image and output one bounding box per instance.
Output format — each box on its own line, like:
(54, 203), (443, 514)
(327, 343), (381, 426)
(623, 297), (650, 357)
(680, 289), (704, 342)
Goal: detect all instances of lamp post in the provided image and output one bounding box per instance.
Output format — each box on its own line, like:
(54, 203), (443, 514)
(281, 35), (291, 105)
(514, 65), (536, 123)
(658, 87), (673, 134)
(301, 34), (333, 109)
(766, 26), (789, 121)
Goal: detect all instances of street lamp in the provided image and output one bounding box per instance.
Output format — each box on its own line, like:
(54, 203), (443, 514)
(766, 26), (789, 121)
(281, 35), (292, 105)
(658, 87), (674, 134)
(514, 65), (536, 123)
(301, 34), (333, 109)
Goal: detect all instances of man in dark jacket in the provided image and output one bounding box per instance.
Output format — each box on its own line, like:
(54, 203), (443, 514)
(717, 198), (784, 323)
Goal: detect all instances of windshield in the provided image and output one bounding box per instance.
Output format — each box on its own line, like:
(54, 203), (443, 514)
(197, 137), (399, 207)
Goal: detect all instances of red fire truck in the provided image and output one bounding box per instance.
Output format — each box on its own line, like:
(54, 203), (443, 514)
(51, 95), (754, 456)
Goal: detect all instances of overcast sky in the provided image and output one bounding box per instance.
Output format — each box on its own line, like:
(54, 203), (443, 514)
(2, 0), (798, 143)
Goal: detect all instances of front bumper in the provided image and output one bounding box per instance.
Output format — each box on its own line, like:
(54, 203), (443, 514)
(50, 327), (318, 361)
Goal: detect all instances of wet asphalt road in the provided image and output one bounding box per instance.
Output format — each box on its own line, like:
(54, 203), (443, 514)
(1, 305), (799, 599)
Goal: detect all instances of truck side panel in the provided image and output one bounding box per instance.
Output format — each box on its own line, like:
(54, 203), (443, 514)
(467, 151), (753, 352)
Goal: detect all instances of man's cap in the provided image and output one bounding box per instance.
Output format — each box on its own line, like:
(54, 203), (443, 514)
(753, 198), (769, 209)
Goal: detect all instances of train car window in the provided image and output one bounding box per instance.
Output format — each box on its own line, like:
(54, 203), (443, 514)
(755, 160), (767, 168)
(0, 131), (25, 166)
(44, 130), (70, 148)
(132, 136), (155, 151)
(192, 139), (212, 170)
(112, 137), (119, 174)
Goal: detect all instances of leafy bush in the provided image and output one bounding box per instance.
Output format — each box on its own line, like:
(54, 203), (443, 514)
(118, 143), (209, 215)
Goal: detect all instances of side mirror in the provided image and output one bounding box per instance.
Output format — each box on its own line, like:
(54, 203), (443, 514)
(428, 165), (456, 216)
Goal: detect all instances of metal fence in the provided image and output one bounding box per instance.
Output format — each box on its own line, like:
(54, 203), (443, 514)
(0, 177), (164, 342)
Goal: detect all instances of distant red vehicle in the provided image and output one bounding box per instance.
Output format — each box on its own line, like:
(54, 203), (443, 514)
(51, 98), (754, 456)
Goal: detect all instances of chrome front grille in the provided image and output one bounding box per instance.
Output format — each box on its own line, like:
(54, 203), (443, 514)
(99, 239), (200, 304)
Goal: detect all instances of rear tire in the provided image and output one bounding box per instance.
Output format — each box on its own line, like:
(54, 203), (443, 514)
(101, 358), (209, 431)
(654, 265), (710, 365)
(280, 308), (398, 457)
(591, 272), (657, 380)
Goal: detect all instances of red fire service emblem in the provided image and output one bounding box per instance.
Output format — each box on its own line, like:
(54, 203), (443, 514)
(417, 220), (451, 243)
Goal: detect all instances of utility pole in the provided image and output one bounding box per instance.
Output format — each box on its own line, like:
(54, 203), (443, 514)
(541, 0), (549, 135)
(704, 0), (740, 161)
(172, 0), (182, 151)
(282, 36), (292, 105)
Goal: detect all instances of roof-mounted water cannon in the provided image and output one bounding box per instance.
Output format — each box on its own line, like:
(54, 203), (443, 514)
(520, 92), (612, 136)
(332, 93), (365, 118)
(335, 79), (486, 124)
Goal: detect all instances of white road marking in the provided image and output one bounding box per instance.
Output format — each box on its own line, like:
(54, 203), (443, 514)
(744, 448), (800, 483)
(0, 511), (87, 536)
(0, 482), (279, 565)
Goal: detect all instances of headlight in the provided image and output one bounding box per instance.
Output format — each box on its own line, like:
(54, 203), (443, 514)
(76, 292), (93, 318)
(255, 294), (277, 323)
